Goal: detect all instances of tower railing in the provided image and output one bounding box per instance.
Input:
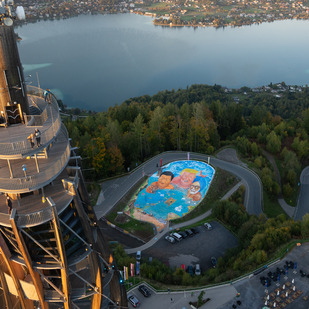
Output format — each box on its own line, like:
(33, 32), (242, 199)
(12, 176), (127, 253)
(0, 86), (61, 157)
(0, 124), (70, 192)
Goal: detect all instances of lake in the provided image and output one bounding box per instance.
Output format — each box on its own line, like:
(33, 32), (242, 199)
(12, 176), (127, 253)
(16, 14), (309, 111)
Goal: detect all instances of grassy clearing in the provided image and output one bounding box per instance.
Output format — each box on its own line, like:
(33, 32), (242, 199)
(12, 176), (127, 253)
(147, 2), (169, 8)
(107, 211), (154, 241)
(263, 189), (285, 218)
(181, 12), (205, 20)
(228, 93), (247, 100)
(87, 182), (101, 207)
(105, 176), (155, 241)
(283, 185), (299, 207)
(176, 214), (217, 233)
(243, 8), (261, 13)
(171, 167), (238, 224)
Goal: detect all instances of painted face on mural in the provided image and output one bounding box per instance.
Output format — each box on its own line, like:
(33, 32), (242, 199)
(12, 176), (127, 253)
(179, 171), (196, 188)
(158, 174), (173, 189)
(189, 181), (201, 195)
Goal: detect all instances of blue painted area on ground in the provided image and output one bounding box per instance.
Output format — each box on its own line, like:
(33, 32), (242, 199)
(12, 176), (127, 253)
(134, 160), (214, 222)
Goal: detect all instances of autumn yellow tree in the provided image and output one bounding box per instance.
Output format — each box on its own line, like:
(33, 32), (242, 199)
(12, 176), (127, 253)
(106, 145), (124, 175)
(91, 137), (107, 177)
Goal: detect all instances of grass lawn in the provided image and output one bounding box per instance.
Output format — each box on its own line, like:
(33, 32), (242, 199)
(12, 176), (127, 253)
(182, 12), (205, 20)
(263, 189), (286, 218)
(107, 212), (154, 241)
(228, 93), (247, 100)
(243, 8), (261, 13)
(222, 5), (234, 10)
(171, 167), (238, 224)
(147, 2), (169, 8)
(283, 185), (300, 207)
(176, 214), (217, 232)
(87, 182), (101, 207)
(105, 176), (155, 241)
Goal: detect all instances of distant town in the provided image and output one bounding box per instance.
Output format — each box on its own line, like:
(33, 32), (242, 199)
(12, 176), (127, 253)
(14, 0), (309, 28)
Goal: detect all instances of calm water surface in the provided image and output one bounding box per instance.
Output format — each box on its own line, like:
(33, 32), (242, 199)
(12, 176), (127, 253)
(16, 14), (309, 111)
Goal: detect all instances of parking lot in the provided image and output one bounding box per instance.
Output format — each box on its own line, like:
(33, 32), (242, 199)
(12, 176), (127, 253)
(219, 242), (309, 309)
(143, 221), (239, 272)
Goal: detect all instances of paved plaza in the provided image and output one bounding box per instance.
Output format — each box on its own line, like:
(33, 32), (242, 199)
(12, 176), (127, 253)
(127, 284), (238, 309)
(219, 243), (309, 309)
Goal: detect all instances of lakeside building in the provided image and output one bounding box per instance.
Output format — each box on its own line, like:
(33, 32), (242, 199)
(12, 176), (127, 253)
(0, 10), (126, 309)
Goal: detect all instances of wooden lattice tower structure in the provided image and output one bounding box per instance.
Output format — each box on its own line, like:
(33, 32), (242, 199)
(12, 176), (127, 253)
(0, 9), (126, 309)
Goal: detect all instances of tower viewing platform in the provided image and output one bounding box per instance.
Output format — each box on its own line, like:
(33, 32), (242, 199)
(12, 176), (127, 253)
(0, 85), (71, 223)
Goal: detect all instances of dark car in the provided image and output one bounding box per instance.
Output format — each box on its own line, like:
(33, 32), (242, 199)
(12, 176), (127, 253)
(187, 265), (194, 275)
(211, 257), (217, 268)
(185, 229), (194, 237)
(191, 227), (199, 234)
(179, 231), (188, 238)
(127, 294), (140, 307)
(138, 285), (151, 297)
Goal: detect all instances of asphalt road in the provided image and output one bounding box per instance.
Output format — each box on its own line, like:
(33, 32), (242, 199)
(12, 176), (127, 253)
(294, 166), (309, 221)
(94, 152), (263, 218)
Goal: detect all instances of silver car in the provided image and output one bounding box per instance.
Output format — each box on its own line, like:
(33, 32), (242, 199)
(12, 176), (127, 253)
(204, 223), (212, 230)
(195, 264), (201, 275)
(127, 294), (140, 307)
(165, 236), (175, 243)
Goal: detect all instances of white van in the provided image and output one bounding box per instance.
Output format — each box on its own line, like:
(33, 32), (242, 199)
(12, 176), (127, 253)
(171, 232), (182, 241)
(136, 251), (141, 260)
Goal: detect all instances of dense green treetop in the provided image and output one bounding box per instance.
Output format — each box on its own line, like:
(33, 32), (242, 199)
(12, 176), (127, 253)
(64, 83), (309, 180)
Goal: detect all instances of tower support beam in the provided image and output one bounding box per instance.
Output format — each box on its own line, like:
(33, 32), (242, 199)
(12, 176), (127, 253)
(50, 204), (72, 309)
(0, 224), (33, 309)
(10, 210), (49, 309)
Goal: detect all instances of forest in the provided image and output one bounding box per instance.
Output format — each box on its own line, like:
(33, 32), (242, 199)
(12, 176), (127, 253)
(64, 84), (309, 196)
(64, 82), (309, 286)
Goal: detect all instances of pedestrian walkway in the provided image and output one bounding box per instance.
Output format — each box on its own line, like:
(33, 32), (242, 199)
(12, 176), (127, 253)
(128, 283), (238, 309)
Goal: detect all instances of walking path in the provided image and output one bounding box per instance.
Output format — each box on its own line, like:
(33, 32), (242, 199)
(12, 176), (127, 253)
(263, 150), (295, 218)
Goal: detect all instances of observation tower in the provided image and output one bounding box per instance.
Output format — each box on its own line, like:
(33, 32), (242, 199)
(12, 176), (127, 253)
(0, 2), (126, 309)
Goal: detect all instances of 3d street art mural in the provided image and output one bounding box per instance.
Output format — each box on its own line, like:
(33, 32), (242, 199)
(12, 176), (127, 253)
(125, 160), (215, 231)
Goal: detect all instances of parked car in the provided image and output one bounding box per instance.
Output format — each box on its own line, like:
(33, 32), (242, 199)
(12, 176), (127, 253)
(171, 232), (182, 241)
(195, 264), (201, 276)
(165, 236), (175, 243)
(191, 227), (199, 234)
(179, 231), (188, 239)
(138, 285), (151, 297)
(204, 223), (212, 230)
(187, 265), (194, 275)
(136, 251), (141, 261)
(185, 229), (194, 237)
(211, 257), (217, 268)
(127, 294), (140, 307)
